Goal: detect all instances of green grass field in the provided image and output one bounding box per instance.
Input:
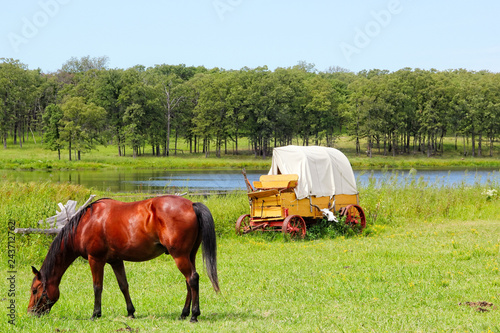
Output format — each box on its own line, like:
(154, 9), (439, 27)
(1, 178), (499, 332)
(3, 221), (500, 332)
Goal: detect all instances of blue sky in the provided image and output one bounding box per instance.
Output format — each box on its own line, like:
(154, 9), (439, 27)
(2, 0), (499, 73)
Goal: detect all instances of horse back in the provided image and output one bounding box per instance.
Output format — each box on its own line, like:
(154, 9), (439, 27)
(74, 196), (199, 262)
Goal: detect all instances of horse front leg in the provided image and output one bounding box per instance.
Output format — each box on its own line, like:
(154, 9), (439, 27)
(88, 256), (105, 319)
(110, 260), (136, 318)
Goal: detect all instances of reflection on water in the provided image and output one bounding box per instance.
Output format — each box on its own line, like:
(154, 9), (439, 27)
(1, 168), (498, 193)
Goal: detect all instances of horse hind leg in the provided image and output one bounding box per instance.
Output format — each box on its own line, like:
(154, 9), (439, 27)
(180, 280), (192, 320)
(175, 256), (200, 323)
(110, 260), (136, 318)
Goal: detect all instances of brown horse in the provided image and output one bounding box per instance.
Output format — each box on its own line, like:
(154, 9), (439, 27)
(28, 196), (219, 322)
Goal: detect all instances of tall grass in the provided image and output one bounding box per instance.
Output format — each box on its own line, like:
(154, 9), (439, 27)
(359, 171), (500, 227)
(0, 181), (92, 266)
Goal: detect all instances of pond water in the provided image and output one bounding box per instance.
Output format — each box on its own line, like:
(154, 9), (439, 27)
(2, 168), (499, 193)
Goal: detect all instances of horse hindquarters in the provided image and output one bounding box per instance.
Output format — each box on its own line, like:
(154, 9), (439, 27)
(169, 202), (219, 322)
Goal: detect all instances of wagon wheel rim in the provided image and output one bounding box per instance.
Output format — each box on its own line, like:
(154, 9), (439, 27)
(235, 214), (251, 235)
(282, 215), (306, 239)
(341, 205), (366, 232)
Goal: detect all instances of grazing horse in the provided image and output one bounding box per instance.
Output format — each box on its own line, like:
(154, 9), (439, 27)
(28, 196), (219, 322)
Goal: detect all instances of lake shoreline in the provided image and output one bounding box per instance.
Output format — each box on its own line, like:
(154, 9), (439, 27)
(2, 168), (498, 194)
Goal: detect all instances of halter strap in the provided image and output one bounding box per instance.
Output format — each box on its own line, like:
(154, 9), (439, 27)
(34, 282), (53, 313)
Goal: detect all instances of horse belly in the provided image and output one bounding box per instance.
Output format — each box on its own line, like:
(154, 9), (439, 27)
(107, 237), (167, 262)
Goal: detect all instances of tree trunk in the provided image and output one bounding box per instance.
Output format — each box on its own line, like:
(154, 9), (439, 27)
(489, 135), (493, 157)
(477, 132), (482, 157)
(383, 135), (387, 156)
(68, 137), (72, 161)
(174, 131), (178, 156)
(471, 132), (476, 157)
(166, 111), (171, 157)
(463, 135), (467, 156)
(427, 132), (431, 157)
(235, 135), (238, 155)
(367, 136), (372, 158)
(392, 134), (396, 157)
(18, 122), (22, 148)
(355, 135), (360, 155)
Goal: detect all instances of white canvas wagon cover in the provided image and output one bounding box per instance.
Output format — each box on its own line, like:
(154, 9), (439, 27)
(269, 145), (358, 199)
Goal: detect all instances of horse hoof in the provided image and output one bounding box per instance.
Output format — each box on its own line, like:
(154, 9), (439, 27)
(190, 317), (198, 323)
(91, 312), (102, 320)
(179, 315), (186, 321)
(127, 314), (135, 319)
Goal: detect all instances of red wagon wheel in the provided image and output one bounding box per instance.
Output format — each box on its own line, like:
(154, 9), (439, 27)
(235, 214), (251, 235)
(340, 204), (366, 232)
(281, 215), (306, 239)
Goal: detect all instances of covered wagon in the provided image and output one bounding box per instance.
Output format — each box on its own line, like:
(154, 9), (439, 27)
(236, 145), (366, 238)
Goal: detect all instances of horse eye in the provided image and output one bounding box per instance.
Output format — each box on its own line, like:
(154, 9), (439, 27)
(32, 289), (38, 295)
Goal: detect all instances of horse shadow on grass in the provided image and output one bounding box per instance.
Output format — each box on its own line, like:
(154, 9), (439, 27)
(132, 310), (265, 323)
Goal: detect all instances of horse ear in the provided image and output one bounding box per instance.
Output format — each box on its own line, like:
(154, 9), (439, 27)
(32, 266), (41, 279)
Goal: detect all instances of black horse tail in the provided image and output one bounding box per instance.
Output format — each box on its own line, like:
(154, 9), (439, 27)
(192, 202), (220, 292)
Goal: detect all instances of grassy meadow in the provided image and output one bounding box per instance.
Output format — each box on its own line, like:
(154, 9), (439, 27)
(1, 172), (499, 332)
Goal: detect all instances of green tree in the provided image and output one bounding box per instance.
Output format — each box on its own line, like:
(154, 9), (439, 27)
(42, 103), (64, 159)
(61, 55), (109, 73)
(123, 103), (146, 158)
(0, 58), (39, 148)
(192, 71), (234, 157)
(93, 69), (126, 155)
(60, 96), (106, 160)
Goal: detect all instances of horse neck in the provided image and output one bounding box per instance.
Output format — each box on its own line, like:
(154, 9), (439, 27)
(41, 238), (79, 289)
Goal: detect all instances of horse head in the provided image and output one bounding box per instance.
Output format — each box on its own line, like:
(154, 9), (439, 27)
(28, 266), (58, 316)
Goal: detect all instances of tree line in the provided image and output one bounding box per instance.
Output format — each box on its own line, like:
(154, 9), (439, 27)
(1, 56), (499, 160)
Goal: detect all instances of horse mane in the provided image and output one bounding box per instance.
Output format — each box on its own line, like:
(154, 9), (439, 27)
(40, 198), (107, 280)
